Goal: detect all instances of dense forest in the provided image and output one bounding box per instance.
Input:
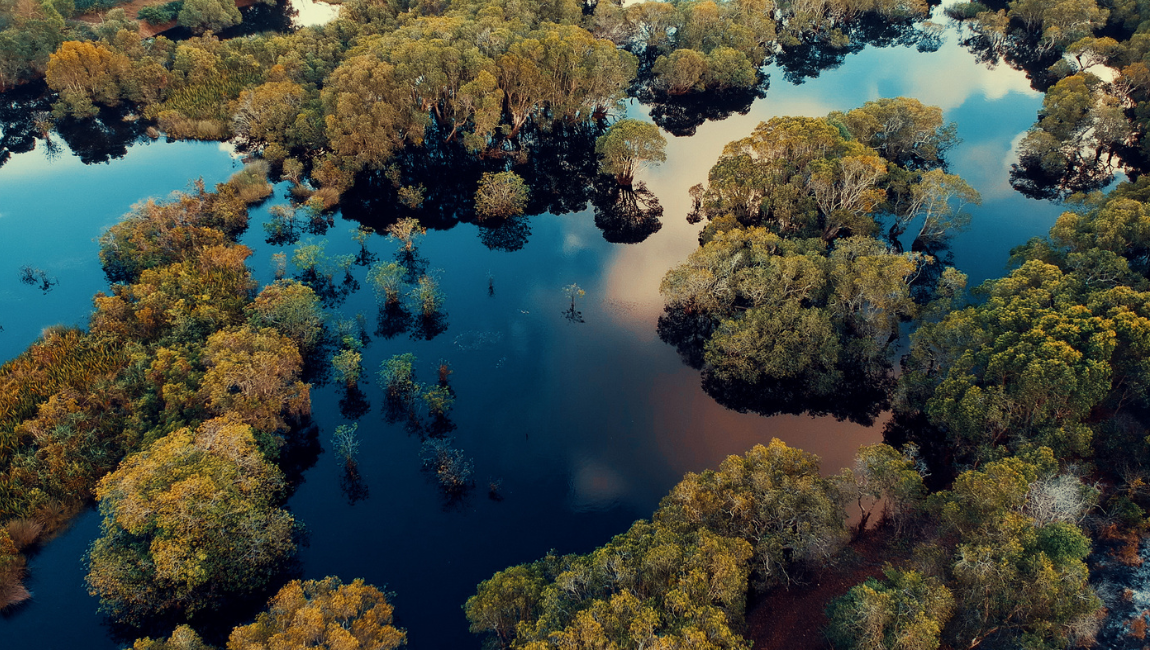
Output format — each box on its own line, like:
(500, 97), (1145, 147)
(3, 0), (1150, 647)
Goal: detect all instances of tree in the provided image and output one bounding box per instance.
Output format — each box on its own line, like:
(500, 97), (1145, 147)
(410, 274), (443, 318)
(177, 0), (242, 34)
(331, 423), (359, 470)
(367, 262), (406, 305)
(827, 569), (953, 650)
(245, 280), (324, 351)
(200, 326), (311, 434)
(379, 353), (417, 402)
(933, 454), (1102, 648)
(848, 444), (925, 532)
(86, 418), (296, 623)
(651, 48), (708, 94)
(386, 217), (425, 252)
(468, 441), (848, 650)
(420, 437), (474, 494)
(324, 54), (420, 172)
(656, 439), (850, 588)
(131, 626), (217, 650)
(475, 172), (529, 221)
(227, 576), (406, 650)
(594, 118), (667, 186)
(332, 349), (363, 386)
(832, 97), (959, 170)
(888, 169), (980, 244)
(45, 40), (131, 118)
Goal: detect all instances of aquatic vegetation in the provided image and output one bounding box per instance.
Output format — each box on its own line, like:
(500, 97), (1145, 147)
(332, 348), (363, 387)
(331, 423), (360, 468)
(474, 172), (529, 221)
(420, 437), (473, 495)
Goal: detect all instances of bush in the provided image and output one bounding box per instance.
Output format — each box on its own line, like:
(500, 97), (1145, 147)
(944, 2), (987, 20)
(474, 171), (529, 221)
(137, 0), (183, 25)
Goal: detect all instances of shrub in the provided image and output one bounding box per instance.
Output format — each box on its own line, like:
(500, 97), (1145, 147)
(474, 172), (528, 221)
(137, 0), (183, 25)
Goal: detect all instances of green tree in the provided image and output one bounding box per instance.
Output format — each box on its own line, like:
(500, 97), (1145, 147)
(828, 569), (953, 650)
(366, 262), (406, 305)
(594, 118), (667, 186)
(475, 172), (529, 221)
(86, 418), (296, 623)
(332, 348), (363, 386)
(831, 97), (958, 170)
(177, 0), (242, 34)
(131, 626), (217, 650)
(245, 280), (324, 351)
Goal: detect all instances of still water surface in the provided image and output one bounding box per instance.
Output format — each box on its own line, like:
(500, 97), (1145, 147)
(0, 10), (1064, 648)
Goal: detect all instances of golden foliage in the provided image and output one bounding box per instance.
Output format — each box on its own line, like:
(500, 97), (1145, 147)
(201, 326), (310, 434)
(228, 577), (406, 650)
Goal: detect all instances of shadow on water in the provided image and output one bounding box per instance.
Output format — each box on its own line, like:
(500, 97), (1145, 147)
(341, 119), (604, 238)
(0, 82), (152, 168)
(338, 384), (372, 420)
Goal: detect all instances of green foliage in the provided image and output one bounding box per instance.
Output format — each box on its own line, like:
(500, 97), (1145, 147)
(366, 262), (406, 305)
(332, 348), (362, 386)
(137, 1), (183, 25)
(331, 423), (359, 465)
(899, 187), (1150, 461)
(86, 419), (296, 623)
(409, 274), (443, 317)
(420, 437), (473, 493)
(245, 280), (323, 351)
(474, 171), (529, 221)
(661, 227), (923, 396)
(420, 384), (453, 419)
(131, 625), (216, 650)
(929, 455), (1102, 647)
(827, 569), (953, 650)
(386, 218), (425, 252)
(379, 353), (417, 402)
(177, 0), (241, 33)
(595, 118), (666, 186)
(467, 440), (847, 650)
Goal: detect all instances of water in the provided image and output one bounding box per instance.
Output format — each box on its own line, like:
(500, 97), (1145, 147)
(0, 11), (1066, 649)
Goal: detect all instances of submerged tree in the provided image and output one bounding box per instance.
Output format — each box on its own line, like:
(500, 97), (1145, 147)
(594, 118), (667, 187)
(420, 437), (474, 495)
(562, 283), (586, 323)
(475, 172), (529, 221)
(387, 218), (426, 253)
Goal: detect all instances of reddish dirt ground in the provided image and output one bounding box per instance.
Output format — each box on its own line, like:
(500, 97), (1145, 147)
(745, 532), (898, 650)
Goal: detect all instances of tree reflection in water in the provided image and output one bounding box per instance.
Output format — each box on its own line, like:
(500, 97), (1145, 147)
(592, 180), (664, 244)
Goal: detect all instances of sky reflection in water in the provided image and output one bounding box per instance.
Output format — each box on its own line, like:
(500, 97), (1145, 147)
(0, 14), (1067, 649)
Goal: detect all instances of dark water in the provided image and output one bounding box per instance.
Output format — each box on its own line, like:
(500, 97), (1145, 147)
(0, 7), (1068, 649)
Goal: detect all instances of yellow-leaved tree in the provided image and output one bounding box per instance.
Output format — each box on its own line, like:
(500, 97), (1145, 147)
(86, 418), (295, 623)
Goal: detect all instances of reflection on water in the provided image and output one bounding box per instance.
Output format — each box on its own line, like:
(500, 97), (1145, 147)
(0, 7), (1075, 649)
